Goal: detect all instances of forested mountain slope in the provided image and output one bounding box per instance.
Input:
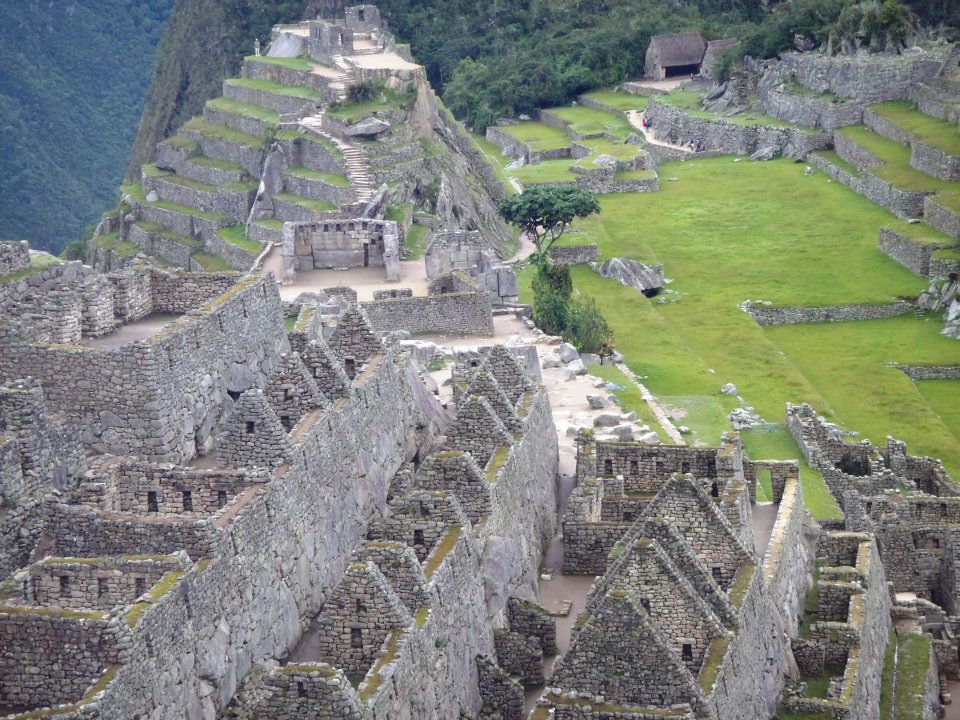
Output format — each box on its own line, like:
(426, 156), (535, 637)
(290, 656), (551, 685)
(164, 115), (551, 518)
(0, 0), (173, 252)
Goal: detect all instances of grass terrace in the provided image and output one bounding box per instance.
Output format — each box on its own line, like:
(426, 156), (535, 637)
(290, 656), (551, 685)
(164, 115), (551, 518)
(327, 84), (417, 123)
(581, 90), (649, 111)
(499, 121), (571, 152)
(278, 129), (343, 157)
(513, 158), (577, 185)
(285, 166), (351, 186)
(614, 168), (657, 182)
(226, 77), (323, 100)
(870, 101), (960, 156)
(91, 232), (140, 258)
(0, 252), (59, 285)
(272, 192), (337, 213)
(659, 89), (800, 128)
(217, 225), (261, 254)
(206, 96), (280, 124)
(187, 155), (249, 175)
(191, 252), (232, 271)
(134, 221), (202, 248)
(470, 133), (519, 195)
(812, 150), (861, 177)
(546, 105), (634, 140)
(837, 126), (956, 193)
(577, 137), (646, 161)
(515, 156), (960, 493)
(162, 135), (200, 152)
(182, 117), (265, 148)
(244, 53), (317, 71)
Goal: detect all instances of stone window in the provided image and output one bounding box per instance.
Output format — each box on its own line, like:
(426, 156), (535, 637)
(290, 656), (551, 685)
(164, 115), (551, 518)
(358, 7), (365, 20)
(710, 481), (719, 498)
(135, 577), (147, 597)
(656, 461), (665, 474)
(218, 490), (228, 508)
(681, 461), (690, 474)
(297, 681), (307, 698)
(59, 575), (70, 596)
(639, 597), (650, 612)
(623, 510), (636, 522)
(147, 491), (159, 513)
(356, 598), (366, 613)
(246, 421), (256, 434)
(707, 458), (717, 477)
(280, 415), (292, 431)
(414, 529), (425, 546)
(865, 501), (873, 515)
(98, 577), (108, 598)
(603, 459), (613, 476)
(629, 460), (638, 474)
(182, 491), (193, 512)
(711, 566), (722, 582)
(681, 643), (693, 661)
(284, 389), (292, 402)
(344, 357), (356, 378)
(351, 627), (363, 648)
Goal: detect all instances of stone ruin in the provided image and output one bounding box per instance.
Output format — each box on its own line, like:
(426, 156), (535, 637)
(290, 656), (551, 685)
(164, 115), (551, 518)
(424, 230), (519, 305)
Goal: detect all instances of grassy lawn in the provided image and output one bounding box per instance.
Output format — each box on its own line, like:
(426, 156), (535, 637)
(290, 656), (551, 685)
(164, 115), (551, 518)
(226, 77), (323, 100)
(527, 156), (959, 501)
(217, 225), (261, 254)
(499, 122), (571, 152)
(893, 633), (933, 718)
(285, 166), (351, 186)
(272, 192), (336, 213)
(327, 85), (416, 122)
(740, 426), (841, 519)
(404, 224), (430, 259)
(586, 364), (667, 443)
(254, 218), (285, 230)
(837, 125), (957, 193)
(206, 96), (280, 124)
(870, 101), (960, 156)
(581, 90), (648, 111)
(545, 106), (634, 140)
(614, 169), (657, 181)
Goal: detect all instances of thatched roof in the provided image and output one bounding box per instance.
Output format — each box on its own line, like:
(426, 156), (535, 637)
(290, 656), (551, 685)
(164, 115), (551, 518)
(648, 32), (706, 67)
(705, 38), (738, 56)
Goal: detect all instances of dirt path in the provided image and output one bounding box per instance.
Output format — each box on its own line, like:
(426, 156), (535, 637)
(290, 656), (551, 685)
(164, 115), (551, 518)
(626, 109), (693, 154)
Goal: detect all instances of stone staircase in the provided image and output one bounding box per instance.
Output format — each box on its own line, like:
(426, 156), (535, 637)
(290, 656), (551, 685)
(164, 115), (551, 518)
(300, 111), (375, 204)
(328, 55), (357, 102)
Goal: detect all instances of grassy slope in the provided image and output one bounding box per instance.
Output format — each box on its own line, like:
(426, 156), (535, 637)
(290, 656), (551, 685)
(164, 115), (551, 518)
(531, 156), (959, 500)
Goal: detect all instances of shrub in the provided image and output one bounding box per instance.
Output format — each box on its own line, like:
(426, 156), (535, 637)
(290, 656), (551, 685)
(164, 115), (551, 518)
(567, 297), (613, 354)
(347, 80), (377, 103)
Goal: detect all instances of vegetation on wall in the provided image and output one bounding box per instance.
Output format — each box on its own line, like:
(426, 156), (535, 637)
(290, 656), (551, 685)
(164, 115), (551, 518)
(0, 0), (173, 253)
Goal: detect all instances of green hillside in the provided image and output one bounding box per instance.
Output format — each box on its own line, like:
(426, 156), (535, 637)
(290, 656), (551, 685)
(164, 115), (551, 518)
(0, 0), (173, 253)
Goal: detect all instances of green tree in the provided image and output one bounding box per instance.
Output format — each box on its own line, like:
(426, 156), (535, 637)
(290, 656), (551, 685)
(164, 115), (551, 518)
(498, 185), (600, 260)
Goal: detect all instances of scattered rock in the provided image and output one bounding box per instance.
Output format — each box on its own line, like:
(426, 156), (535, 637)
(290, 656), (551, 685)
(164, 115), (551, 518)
(565, 359), (586, 376)
(637, 431), (660, 444)
(558, 343), (579, 363)
(604, 381), (625, 392)
(623, 412), (637, 422)
(542, 352), (562, 369)
(804, 166), (813, 176)
(728, 406), (763, 429)
(586, 394), (608, 409)
(720, 383), (739, 396)
(505, 157), (526, 170)
(678, 425), (691, 434)
(593, 412), (621, 428)
(581, 352), (601, 366)
(609, 424), (634, 441)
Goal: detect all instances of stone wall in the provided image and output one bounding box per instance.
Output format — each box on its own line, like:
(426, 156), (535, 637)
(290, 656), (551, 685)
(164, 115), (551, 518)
(0, 241), (30, 278)
(548, 244), (599, 266)
(757, 86), (863, 131)
(646, 97), (832, 158)
(924, 196), (960, 240)
(0, 273), (287, 462)
(780, 50), (943, 103)
(760, 476), (814, 637)
(878, 227), (948, 277)
(282, 219), (401, 282)
(809, 151), (930, 219)
(745, 300), (914, 325)
(424, 230), (484, 279)
(361, 289), (494, 336)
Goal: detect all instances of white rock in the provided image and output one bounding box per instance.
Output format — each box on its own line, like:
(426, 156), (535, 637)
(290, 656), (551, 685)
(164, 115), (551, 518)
(720, 383), (738, 396)
(559, 343), (579, 363)
(586, 394), (608, 409)
(542, 352), (562, 369)
(610, 424), (634, 441)
(594, 412), (621, 428)
(638, 431), (660, 444)
(566, 359), (586, 375)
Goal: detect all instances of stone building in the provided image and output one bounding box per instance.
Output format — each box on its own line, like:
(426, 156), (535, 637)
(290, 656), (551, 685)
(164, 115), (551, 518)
(645, 32), (708, 79)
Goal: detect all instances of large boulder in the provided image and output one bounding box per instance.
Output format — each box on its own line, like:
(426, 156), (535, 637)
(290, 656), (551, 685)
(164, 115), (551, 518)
(594, 258), (664, 296)
(345, 116), (391, 139)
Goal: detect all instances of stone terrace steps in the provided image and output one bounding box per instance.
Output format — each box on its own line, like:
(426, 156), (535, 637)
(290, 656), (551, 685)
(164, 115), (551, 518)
(300, 112), (375, 204)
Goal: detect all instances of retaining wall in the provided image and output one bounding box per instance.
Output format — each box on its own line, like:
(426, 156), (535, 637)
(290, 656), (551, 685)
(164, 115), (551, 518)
(362, 291), (494, 336)
(924, 196), (960, 240)
(746, 301), (914, 325)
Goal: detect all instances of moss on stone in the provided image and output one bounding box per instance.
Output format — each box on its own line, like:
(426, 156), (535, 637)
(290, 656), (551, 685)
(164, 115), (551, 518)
(423, 525), (463, 580)
(697, 634), (731, 693)
(727, 563), (755, 609)
(123, 569), (185, 628)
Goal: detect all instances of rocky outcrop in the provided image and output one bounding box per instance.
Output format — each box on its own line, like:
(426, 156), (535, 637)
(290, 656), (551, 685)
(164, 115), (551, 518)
(593, 257), (664, 296)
